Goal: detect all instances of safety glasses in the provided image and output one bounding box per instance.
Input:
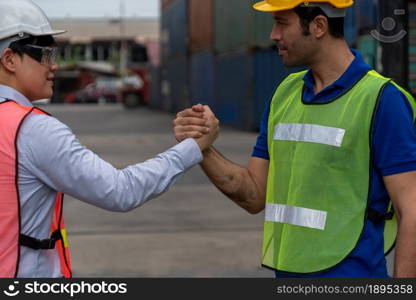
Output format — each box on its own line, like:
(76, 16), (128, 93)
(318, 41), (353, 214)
(10, 44), (58, 67)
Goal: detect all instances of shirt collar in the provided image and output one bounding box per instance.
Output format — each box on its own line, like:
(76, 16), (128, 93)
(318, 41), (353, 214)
(303, 49), (371, 89)
(0, 85), (33, 107)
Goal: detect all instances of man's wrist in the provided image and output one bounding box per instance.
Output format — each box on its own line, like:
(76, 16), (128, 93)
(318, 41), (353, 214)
(201, 145), (216, 160)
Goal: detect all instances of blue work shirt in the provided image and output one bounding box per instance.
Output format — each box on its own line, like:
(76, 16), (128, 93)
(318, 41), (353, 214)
(252, 50), (416, 278)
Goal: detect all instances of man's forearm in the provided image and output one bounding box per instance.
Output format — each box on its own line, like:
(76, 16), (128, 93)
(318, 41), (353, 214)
(200, 146), (264, 214)
(394, 217), (416, 277)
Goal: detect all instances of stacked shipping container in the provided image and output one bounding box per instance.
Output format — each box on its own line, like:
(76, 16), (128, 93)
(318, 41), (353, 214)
(156, 0), (371, 131)
(159, 0), (189, 112)
(356, 0), (379, 69)
(189, 0), (215, 111)
(160, 0), (307, 130)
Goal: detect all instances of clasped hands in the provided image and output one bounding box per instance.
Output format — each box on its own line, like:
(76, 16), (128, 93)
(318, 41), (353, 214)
(173, 104), (219, 151)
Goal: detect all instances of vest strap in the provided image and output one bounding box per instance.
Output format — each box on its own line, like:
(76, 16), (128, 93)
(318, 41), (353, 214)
(366, 208), (394, 223)
(19, 230), (62, 250)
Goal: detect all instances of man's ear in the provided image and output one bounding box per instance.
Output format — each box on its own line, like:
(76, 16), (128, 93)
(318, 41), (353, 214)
(0, 49), (19, 73)
(310, 15), (329, 39)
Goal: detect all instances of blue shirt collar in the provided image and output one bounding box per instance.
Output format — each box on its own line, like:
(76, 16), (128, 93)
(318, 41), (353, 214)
(302, 49), (372, 103)
(0, 85), (33, 107)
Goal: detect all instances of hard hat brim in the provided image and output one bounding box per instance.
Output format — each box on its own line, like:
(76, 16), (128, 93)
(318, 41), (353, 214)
(253, 1), (293, 12)
(37, 29), (67, 36)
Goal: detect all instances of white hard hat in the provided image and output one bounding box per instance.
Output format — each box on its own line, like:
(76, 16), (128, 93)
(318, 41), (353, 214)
(0, 0), (66, 41)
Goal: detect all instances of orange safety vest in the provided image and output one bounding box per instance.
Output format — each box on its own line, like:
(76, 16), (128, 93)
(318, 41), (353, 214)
(0, 100), (72, 278)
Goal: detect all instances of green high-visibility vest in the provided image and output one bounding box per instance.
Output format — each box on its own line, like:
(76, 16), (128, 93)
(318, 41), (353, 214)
(263, 70), (416, 274)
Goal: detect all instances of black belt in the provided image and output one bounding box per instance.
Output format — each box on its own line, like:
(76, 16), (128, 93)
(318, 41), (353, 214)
(19, 230), (62, 250)
(366, 207), (394, 223)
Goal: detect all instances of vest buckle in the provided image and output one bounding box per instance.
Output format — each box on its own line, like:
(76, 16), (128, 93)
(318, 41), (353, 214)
(366, 207), (394, 223)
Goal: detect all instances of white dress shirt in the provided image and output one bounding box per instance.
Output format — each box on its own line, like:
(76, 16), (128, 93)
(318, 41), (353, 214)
(0, 85), (203, 277)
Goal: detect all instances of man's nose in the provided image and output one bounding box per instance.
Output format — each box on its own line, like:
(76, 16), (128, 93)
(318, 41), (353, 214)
(269, 24), (281, 42)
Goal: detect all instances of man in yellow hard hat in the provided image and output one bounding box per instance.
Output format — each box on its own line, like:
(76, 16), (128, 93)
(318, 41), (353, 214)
(173, 0), (416, 277)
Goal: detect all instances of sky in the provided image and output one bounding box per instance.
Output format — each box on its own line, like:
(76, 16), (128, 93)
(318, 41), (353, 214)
(32, 0), (159, 19)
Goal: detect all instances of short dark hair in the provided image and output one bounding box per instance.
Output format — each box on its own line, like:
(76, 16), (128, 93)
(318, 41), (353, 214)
(293, 6), (344, 39)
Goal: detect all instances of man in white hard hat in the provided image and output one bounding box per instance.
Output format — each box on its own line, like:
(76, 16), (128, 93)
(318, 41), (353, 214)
(174, 0), (416, 277)
(0, 0), (218, 278)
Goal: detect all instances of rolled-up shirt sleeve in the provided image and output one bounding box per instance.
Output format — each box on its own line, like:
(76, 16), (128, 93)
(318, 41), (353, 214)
(18, 114), (202, 212)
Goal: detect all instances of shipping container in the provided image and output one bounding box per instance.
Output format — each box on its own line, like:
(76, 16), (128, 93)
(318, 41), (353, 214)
(214, 0), (254, 53)
(159, 67), (172, 111)
(253, 48), (305, 130)
(345, 6), (358, 46)
(215, 48), (306, 130)
(160, 8), (169, 61)
(166, 56), (190, 113)
(189, 0), (214, 54)
(357, 34), (378, 69)
(161, 0), (174, 11)
(190, 50), (216, 109)
(253, 3), (275, 48)
(149, 67), (161, 109)
(215, 50), (254, 130)
(357, 0), (378, 33)
(161, 0), (188, 60)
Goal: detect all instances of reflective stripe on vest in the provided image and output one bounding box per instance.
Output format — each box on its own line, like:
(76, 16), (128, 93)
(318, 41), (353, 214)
(265, 203), (327, 231)
(273, 123), (346, 148)
(263, 70), (416, 274)
(0, 101), (72, 278)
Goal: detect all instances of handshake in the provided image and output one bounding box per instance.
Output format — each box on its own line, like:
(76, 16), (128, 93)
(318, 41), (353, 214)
(173, 104), (220, 152)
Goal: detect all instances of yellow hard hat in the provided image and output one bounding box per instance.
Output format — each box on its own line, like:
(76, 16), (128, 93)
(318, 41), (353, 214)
(253, 0), (354, 12)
